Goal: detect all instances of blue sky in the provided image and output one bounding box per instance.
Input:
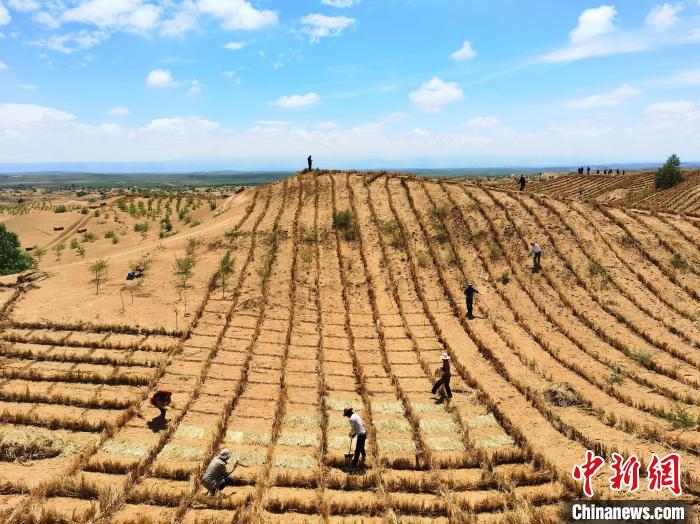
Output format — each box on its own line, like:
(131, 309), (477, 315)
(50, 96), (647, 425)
(1, 0), (700, 168)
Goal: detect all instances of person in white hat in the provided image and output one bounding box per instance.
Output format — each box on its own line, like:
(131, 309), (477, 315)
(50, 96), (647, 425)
(431, 354), (452, 399)
(201, 448), (238, 495)
(528, 242), (542, 271)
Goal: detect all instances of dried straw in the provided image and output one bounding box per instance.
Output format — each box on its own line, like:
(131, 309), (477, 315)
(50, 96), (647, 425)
(477, 435), (515, 449)
(102, 441), (149, 457)
(418, 418), (458, 433)
(277, 431), (319, 447)
(160, 444), (204, 461)
(273, 453), (316, 470)
(374, 418), (412, 433)
(174, 425), (210, 440)
(467, 414), (498, 429)
(378, 438), (417, 454)
(426, 436), (464, 452)
(370, 401), (403, 414)
(224, 431), (271, 446)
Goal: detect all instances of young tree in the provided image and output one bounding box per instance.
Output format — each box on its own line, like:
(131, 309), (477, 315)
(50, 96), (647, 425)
(185, 237), (201, 257)
(219, 252), (234, 298)
(174, 254), (197, 314)
(0, 223), (33, 275)
(88, 258), (109, 294)
(655, 154), (683, 190)
(53, 242), (65, 261)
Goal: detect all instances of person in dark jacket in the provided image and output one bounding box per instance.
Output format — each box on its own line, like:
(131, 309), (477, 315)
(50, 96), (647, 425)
(307, 155), (313, 170)
(431, 354), (452, 399)
(518, 175), (526, 192)
(528, 242), (542, 271)
(463, 283), (479, 319)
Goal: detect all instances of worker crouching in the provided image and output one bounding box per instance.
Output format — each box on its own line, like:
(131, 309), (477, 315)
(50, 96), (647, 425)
(202, 449), (239, 495)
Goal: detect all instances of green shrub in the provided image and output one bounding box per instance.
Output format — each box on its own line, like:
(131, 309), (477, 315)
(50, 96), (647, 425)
(134, 222), (149, 233)
(671, 253), (688, 270)
(0, 224), (33, 275)
(81, 232), (96, 243)
(54, 205), (67, 213)
(332, 210), (353, 230)
(655, 154), (683, 190)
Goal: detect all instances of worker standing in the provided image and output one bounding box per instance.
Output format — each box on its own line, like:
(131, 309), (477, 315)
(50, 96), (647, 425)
(150, 388), (172, 419)
(307, 155), (313, 171)
(518, 175), (526, 192)
(202, 449), (238, 495)
(431, 354), (452, 400)
(462, 282), (479, 319)
(343, 407), (367, 473)
(528, 242), (542, 271)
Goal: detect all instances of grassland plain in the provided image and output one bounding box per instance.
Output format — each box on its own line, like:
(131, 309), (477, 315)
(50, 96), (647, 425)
(0, 171), (698, 523)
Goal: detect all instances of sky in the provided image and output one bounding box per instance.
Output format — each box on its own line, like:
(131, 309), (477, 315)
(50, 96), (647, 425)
(1, 0), (700, 169)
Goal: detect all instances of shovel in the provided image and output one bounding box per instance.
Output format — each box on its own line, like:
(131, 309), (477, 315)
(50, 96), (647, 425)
(344, 436), (355, 471)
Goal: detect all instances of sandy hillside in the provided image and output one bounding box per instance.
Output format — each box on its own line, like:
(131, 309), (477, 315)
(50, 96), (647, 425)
(0, 172), (699, 523)
(526, 169), (700, 215)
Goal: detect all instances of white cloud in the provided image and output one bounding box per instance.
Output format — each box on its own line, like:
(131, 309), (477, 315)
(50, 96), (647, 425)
(8, 0), (38, 11)
(222, 70), (241, 84)
(314, 121), (340, 130)
(566, 84), (640, 109)
(467, 116), (502, 127)
(0, 60), (7, 70)
(645, 3), (682, 32)
(570, 5), (617, 43)
(222, 40), (246, 50)
(0, 103), (74, 127)
(662, 68), (700, 85)
(540, 33), (652, 63)
(321, 0), (360, 7)
(34, 11), (61, 28)
(108, 106), (130, 116)
(142, 116), (219, 133)
(410, 128), (431, 138)
(409, 77), (463, 113)
(379, 84), (397, 92)
(27, 30), (108, 53)
(146, 68), (178, 88)
(451, 41), (477, 61)
(20, 83), (38, 90)
(0, 2), (11, 25)
(3, 101), (700, 165)
(273, 92), (320, 108)
(197, 0), (277, 31)
(62, 0), (161, 33)
(159, 3), (198, 37)
(186, 79), (202, 96)
(644, 99), (695, 116)
(300, 13), (354, 43)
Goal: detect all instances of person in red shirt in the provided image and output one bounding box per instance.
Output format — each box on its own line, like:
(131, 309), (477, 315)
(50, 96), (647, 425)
(150, 388), (172, 419)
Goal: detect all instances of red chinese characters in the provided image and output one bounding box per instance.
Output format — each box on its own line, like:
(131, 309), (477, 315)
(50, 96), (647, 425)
(609, 453), (641, 493)
(647, 453), (682, 496)
(572, 450), (606, 497)
(573, 451), (683, 497)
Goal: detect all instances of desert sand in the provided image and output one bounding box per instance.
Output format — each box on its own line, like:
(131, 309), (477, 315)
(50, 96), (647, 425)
(0, 171), (699, 522)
